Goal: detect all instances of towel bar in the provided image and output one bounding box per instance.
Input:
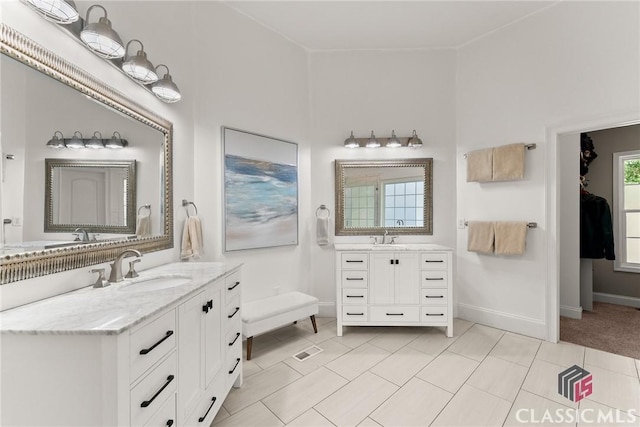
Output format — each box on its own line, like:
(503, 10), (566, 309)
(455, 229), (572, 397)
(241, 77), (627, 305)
(463, 143), (536, 159)
(464, 221), (537, 228)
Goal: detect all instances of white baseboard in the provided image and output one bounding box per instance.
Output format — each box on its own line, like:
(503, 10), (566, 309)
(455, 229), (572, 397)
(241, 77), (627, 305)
(560, 305), (582, 319)
(456, 303), (547, 340)
(317, 302), (336, 318)
(593, 292), (640, 308)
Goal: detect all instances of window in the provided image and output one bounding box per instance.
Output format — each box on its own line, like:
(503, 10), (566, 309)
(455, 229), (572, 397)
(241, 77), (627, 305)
(344, 184), (376, 228)
(613, 150), (640, 272)
(382, 180), (424, 227)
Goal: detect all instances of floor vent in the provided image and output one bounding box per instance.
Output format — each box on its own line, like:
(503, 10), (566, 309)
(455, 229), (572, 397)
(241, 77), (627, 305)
(292, 345), (323, 362)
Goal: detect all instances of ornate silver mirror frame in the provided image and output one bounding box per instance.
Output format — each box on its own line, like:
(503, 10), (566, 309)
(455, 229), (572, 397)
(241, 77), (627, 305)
(0, 24), (173, 285)
(335, 158), (433, 236)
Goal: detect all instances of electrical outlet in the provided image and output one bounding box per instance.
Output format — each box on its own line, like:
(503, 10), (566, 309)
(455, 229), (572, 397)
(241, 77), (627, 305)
(11, 217), (21, 226)
(457, 219), (465, 229)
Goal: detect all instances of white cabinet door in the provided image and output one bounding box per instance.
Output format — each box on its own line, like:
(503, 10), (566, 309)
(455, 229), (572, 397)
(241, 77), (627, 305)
(178, 291), (205, 422)
(369, 253), (395, 304)
(394, 253), (419, 304)
(203, 287), (222, 388)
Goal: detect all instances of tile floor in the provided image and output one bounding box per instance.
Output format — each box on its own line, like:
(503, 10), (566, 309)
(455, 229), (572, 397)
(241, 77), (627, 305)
(213, 318), (640, 426)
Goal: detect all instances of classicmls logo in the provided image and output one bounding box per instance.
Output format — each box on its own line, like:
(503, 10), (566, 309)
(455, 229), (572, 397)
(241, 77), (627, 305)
(558, 365), (593, 402)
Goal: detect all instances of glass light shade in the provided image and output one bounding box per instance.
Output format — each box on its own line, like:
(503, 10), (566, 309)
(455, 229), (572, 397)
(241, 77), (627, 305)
(80, 6), (125, 59)
(66, 131), (85, 149)
(152, 65), (181, 103)
(365, 131), (380, 148)
(386, 130), (401, 148)
(105, 131), (125, 149)
(344, 131), (359, 148)
(86, 131), (104, 149)
(407, 129), (423, 148)
(46, 131), (65, 149)
(26, 0), (79, 24)
(122, 40), (158, 84)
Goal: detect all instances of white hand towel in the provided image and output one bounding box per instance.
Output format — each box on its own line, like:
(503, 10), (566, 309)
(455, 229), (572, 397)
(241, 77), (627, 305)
(466, 148), (494, 182)
(316, 216), (329, 246)
(136, 213), (151, 237)
(493, 143), (525, 181)
(494, 221), (528, 255)
(181, 216), (204, 260)
(467, 221), (495, 254)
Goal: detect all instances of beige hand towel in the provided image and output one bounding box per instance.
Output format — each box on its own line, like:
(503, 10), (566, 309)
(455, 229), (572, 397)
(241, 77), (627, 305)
(181, 216), (204, 260)
(316, 216), (329, 246)
(494, 221), (528, 255)
(467, 221), (495, 253)
(136, 213), (151, 237)
(493, 143), (525, 181)
(466, 148), (494, 182)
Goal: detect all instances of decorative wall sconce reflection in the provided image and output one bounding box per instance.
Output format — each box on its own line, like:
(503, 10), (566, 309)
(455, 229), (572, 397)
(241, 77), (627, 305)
(343, 130), (424, 149)
(22, 1), (181, 103)
(46, 130), (128, 149)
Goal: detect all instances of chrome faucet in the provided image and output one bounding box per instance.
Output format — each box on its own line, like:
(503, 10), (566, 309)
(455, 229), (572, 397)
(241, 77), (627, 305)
(382, 229), (389, 244)
(74, 228), (90, 242)
(108, 249), (142, 283)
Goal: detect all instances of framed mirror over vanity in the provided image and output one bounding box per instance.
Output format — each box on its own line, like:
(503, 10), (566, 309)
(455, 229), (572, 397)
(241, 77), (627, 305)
(0, 23), (173, 285)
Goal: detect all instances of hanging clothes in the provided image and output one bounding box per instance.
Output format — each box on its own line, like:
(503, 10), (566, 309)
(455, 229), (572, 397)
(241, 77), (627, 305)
(580, 193), (615, 260)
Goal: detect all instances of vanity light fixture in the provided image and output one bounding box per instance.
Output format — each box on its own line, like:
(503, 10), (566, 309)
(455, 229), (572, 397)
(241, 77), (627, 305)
(85, 131), (104, 149)
(105, 131), (127, 149)
(365, 131), (380, 148)
(122, 40), (158, 84)
(66, 131), (85, 149)
(344, 131), (359, 148)
(152, 64), (182, 103)
(80, 5), (125, 59)
(46, 131), (66, 149)
(386, 130), (402, 148)
(407, 129), (423, 149)
(24, 0), (79, 24)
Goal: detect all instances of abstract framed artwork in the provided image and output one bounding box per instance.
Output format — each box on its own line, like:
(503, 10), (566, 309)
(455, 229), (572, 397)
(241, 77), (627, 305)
(222, 127), (299, 251)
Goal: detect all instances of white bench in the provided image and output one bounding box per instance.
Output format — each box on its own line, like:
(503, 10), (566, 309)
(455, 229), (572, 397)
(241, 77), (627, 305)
(242, 291), (319, 360)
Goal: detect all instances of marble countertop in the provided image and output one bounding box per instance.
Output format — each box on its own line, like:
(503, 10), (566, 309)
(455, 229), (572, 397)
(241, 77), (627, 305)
(0, 262), (241, 336)
(334, 243), (453, 251)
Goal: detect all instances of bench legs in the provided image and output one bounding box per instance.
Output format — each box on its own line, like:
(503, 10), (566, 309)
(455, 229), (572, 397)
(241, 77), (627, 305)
(245, 316), (318, 361)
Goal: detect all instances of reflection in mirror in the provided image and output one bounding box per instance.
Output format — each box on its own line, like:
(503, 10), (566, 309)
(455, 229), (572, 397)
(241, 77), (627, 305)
(45, 159), (136, 233)
(335, 159), (433, 236)
(0, 24), (173, 284)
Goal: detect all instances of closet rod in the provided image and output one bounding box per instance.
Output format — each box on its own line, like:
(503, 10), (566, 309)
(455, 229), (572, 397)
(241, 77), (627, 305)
(464, 221), (537, 228)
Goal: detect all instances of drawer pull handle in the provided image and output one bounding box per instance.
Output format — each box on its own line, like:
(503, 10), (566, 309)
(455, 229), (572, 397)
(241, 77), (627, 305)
(346, 312), (364, 316)
(228, 307), (240, 319)
(386, 313), (404, 316)
(346, 295), (364, 298)
(198, 396), (217, 423)
(229, 332), (240, 346)
(425, 295), (444, 298)
(345, 260), (364, 263)
(425, 313), (445, 316)
(229, 358), (241, 374)
(425, 277), (444, 281)
(228, 281), (240, 291)
(139, 330), (174, 355)
(346, 277), (364, 281)
(166, 421), (174, 427)
(202, 299), (213, 313)
(141, 375), (174, 408)
(424, 260), (444, 263)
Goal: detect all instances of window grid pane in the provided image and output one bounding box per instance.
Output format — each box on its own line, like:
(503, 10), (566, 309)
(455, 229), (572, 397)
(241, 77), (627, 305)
(383, 181), (423, 227)
(344, 184), (375, 227)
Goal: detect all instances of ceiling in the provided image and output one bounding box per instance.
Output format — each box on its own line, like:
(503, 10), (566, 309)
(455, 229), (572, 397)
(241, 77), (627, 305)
(224, 1), (558, 51)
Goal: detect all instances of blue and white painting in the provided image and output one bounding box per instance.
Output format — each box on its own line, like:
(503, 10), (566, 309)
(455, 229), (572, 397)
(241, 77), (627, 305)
(223, 128), (298, 251)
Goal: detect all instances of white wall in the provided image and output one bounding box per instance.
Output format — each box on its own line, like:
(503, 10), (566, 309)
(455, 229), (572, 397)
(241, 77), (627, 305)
(456, 1), (640, 338)
(309, 49), (457, 314)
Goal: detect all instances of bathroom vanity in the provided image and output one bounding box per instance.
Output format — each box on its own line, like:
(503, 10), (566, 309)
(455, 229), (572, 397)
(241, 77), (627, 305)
(0, 262), (242, 427)
(335, 244), (453, 337)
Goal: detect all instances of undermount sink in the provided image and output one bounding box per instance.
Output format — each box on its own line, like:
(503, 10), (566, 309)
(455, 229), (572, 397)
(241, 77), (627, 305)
(117, 275), (192, 292)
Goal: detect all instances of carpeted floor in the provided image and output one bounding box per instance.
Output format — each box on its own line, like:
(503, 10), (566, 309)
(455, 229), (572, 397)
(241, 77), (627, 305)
(560, 301), (640, 360)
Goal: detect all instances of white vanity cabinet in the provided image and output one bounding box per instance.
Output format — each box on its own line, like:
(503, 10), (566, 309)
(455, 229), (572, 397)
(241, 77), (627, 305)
(336, 244), (453, 337)
(0, 262), (242, 427)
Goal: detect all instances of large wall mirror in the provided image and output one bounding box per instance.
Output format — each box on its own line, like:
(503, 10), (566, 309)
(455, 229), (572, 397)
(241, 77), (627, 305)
(0, 24), (173, 284)
(335, 158), (433, 236)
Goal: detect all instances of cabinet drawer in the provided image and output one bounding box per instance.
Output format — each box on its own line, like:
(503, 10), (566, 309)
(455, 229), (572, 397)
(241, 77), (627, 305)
(225, 271), (241, 302)
(225, 298), (241, 332)
(421, 306), (448, 323)
(341, 271), (368, 288)
(342, 306), (368, 321)
(225, 329), (242, 360)
(144, 392), (176, 427)
(420, 253), (448, 269)
(421, 288), (448, 306)
(370, 306), (420, 322)
(420, 271), (449, 288)
(131, 351), (177, 427)
(341, 253), (368, 269)
(185, 375), (225, 427)
(342, 288), (368, 304)
(130, 309), (176, 383)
